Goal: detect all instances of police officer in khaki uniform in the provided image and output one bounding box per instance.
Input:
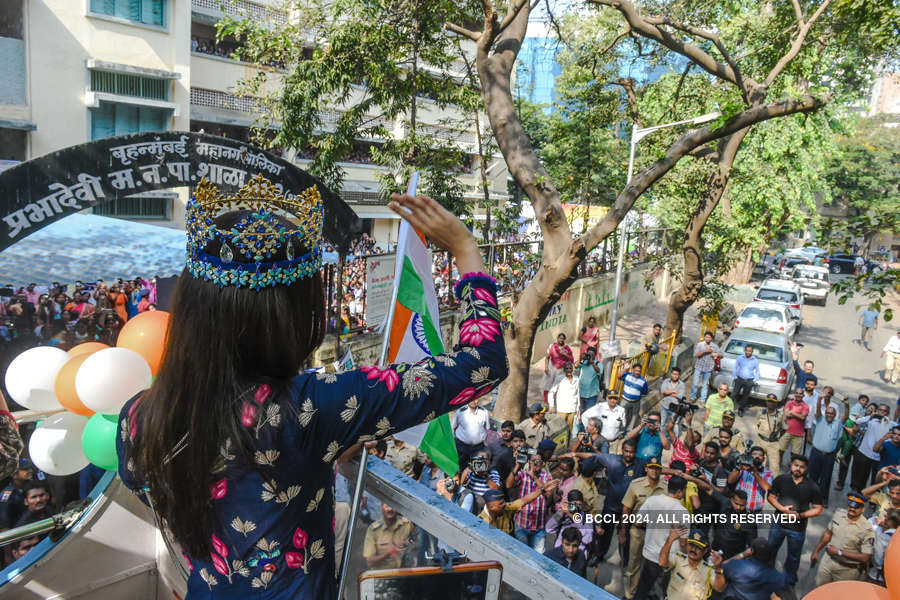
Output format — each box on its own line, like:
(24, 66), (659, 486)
(363, 503), (416, 569)
(619, 457), (667, 599)
(702, 410), (746, 451)
(659, 528), (724, 600)
(384, 437), (425, 478)
(756, 395), (785, 476)
(811, 491), (875, 585)
(518, 402), (552, 448)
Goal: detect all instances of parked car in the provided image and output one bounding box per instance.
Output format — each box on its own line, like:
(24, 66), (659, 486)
(754, 279), (804, 328)
(790, 264), (830, 305)
(824, 253), (882, 275)
(711, 327), (796, 402)
(734, 302), (798, 338)
(774, 255), (813, 277)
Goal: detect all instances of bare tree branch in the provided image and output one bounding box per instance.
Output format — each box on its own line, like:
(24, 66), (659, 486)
(688, 146), (721, 161)
(672, 62), (692, 120)
(543, 0), (567, 49)
(790, 0), (805, 27)
(598, 27), (631, 57)
(612, 77), (643, 127)
(444, 22), (481, 42)
(581, 93), (827, 250)
(498, 0), (530, 35)
(763, 0), (833, 87)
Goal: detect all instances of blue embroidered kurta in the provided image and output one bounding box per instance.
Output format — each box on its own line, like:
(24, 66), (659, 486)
(116, 274), (507, 599)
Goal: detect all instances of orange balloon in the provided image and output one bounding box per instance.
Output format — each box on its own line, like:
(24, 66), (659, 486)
(68, 342), (109, 357)
(116, 311), (170, 375)
(54, 353), (96, 416)
(884, 530), (900, 600)
(803, 581), (891, 600)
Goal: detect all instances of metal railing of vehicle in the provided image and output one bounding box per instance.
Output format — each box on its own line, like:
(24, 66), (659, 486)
(339, 456), (610, 600)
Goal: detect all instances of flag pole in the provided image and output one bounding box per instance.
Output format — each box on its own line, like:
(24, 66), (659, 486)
(337, 171), (419, 599)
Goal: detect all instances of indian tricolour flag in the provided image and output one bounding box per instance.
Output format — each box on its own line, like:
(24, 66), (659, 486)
(385, 174), (460, 476)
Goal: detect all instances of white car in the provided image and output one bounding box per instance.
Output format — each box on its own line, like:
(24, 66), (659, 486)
(754, 279), (804, 329)
(790, 264), (830, 306)
(734, 303), (798, 338)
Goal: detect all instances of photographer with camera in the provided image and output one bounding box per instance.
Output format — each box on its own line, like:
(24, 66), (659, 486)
(660, 367), (687, 427)
(571, 417), (603, 455)
(545, 489), (594, 555)
(625, 411), (670, 461)
(436, 471), (483, 516)
(575, 346), (604, 413)
(582, 392), (627, 453)
(462, 450), (501, 498)
(507, 452), (557, 552)
(726, 446), (773, 513)
(665, 410), (701, 470)
(491, 428), (526, 490)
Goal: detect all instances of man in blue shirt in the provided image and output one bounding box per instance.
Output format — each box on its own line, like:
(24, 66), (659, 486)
(575, 347), (603, 413)
(859, 305), (879, 351)
(790, 342), (818, 390)
(624, 411), (670, 460)
(619, 363), (649, 429)
(719, 538), (790, 600)
(808, 395), (845, 506)
(875, 425), (900, 471)
(733, 344), (760, 417)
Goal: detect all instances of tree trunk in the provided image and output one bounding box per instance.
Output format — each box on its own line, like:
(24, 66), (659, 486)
(665, 128), (750, 338)
(725, 247), (757, 284)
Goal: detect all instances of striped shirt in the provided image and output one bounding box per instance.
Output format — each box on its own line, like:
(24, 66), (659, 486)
(465, 470), (501, 495)
(620, 372), (649, 403)
(514, 469), (552, 531)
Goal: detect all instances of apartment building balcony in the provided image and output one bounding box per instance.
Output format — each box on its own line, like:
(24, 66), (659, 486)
(191, 0), (288, 27)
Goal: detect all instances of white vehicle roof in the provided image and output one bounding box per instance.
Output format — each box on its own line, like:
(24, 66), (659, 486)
(791, 264), (829, 274)
(759, 279), (802, 292)
(740, 302), (788, 314)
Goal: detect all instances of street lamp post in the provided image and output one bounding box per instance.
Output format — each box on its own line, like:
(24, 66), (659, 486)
(607, 112), (721, 347)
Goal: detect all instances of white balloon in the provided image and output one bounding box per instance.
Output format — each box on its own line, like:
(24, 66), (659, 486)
(29, 412), (90, 476)
(4, 346), (69, 410)
(75, 348), (152, 415)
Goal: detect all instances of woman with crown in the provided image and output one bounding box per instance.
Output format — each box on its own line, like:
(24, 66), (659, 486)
(115, 175), (507, 598)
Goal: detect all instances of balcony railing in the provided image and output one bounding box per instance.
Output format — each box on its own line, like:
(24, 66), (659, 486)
(191, 0), (288, 25)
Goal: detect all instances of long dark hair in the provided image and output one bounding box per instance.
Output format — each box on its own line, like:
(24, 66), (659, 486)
(136, 210), (325, 556)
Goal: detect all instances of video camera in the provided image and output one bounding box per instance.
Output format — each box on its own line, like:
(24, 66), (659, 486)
(672, 397), (697, 420)
(575, 433), (595, 454)
(470, 456), (489, 474)
(515, 447), (536, 466)
(443, 478), (459, 494)
(734, 440), (760, 471)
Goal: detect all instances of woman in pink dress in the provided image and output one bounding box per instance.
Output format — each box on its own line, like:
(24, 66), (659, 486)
(541, 333), (574, 403)
(579, 316), (600, 359)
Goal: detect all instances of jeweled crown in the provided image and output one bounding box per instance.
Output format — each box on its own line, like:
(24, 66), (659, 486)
(185, 174), (323, 289)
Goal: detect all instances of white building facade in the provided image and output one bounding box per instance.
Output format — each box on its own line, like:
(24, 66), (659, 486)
(0, 0), (508, 245)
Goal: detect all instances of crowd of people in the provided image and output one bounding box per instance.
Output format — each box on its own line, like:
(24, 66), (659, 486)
(331, 320), (900, 600)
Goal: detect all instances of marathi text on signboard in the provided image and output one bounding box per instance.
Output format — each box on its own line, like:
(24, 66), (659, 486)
(365, 254), (396, 329)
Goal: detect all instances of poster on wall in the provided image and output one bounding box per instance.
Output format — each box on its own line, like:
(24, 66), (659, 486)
(365, 254), (396, 329)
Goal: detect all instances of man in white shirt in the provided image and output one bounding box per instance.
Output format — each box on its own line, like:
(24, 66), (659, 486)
(550, 362), (580, 444)
(883, 329), (900, 384)
(851, 404), (896, 491)
(452, 400), (491, 469)
(634, 470), (689, 600)
(582, 393), (627, 454)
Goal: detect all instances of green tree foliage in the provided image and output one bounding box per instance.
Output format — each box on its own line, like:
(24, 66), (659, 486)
(218, 0), (482, 213)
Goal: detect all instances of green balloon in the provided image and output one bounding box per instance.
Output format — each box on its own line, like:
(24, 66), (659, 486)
(82, 413), (119, 471)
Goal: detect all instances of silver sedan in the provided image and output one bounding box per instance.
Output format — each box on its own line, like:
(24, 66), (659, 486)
(711, 328), (796, 402)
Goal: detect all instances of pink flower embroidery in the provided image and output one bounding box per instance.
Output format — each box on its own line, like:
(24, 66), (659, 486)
(450, 387), (477, 406)
(285, 551), (303, 569)
(210, 552), (228, 576)
(211, 534), (228, 558)
(293, 527), (309, 550)
(182, 551), (193, 571)
(254, 384), (271, 405)
(459, 318), (500, 347)
(332, 517), (336, 533)
(450, 385), (493, 407)
(210, 479), (227, 500)
(241, 401), (257, 427)
(360, 365), (399, 392)
(128, 397), (141, 440)
(472, 287), (497, 306)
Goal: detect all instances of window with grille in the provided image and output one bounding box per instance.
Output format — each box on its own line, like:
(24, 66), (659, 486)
(90, 70), (169, 101)
(90, 101), (170, 139)
(93, 195), (172, 220)
(89, 0), (164, 27)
